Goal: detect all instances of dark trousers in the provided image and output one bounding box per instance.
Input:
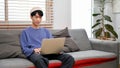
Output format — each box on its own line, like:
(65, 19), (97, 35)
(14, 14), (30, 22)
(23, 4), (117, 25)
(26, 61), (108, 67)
(28, 53), (75, 68)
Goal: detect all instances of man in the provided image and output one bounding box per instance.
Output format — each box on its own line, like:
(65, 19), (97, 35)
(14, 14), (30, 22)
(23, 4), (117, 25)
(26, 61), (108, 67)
(20, 7), (74, 68)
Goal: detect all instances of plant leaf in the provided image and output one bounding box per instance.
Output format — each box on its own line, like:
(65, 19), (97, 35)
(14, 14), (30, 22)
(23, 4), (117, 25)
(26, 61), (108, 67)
(92, 22), (100, 28)
(100, 0), (105, 3)
(102, 0), (105, 2)
(109, 30), (118, 38)
(92, 13), (101, 16)
(105, 24), (114, 31)
(94, 28), (103, 38)
(104, 15), (112, 22)
(104, 31), (111, 38)
(96, 19), (102, 22)
(111, 30), (118, 38)
(105, 24), (118, 38)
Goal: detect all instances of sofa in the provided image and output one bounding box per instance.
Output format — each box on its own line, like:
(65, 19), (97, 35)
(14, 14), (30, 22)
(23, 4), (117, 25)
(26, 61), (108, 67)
(0, 28), (119, 68)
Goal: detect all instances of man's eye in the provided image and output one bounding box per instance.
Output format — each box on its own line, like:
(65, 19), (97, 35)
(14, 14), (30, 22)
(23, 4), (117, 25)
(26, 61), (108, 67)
(36, 17), (40, 18)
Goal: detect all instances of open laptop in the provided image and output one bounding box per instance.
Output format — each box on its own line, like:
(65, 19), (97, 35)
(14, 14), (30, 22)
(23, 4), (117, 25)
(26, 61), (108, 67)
(41, 37), (65, 54)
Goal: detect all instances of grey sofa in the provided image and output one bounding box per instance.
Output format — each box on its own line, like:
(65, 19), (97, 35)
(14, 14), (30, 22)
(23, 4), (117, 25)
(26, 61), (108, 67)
(0, 29), (119, 68)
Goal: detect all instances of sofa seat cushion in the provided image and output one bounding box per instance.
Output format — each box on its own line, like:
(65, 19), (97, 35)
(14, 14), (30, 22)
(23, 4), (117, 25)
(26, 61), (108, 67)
(0, 50), (117, 68)
(69, 50), (117, 67)
(30, 50), (117, 68)
(69, 50), (116, 60)
(0, 58), (34, 68)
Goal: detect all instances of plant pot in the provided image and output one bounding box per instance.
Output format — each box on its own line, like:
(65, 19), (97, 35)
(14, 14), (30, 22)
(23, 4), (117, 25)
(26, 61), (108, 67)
(97, 36), (116, 41)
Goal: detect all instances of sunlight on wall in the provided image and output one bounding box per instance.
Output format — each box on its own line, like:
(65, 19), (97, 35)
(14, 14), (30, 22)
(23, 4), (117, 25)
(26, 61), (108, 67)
(71, 0), (92, 38)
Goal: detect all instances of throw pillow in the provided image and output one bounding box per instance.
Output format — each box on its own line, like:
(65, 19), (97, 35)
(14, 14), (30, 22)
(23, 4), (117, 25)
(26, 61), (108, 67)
(52, 27), (71, 38)
(0, 44), (26, 59)
(64, 38), (80, 52)
(0, 32), (20, 46)
(52, 27), (80, 53)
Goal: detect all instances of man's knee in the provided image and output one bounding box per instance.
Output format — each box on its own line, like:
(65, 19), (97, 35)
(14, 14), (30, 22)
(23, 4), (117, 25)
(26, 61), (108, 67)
(64, 54), (74, 62)
(68, 54), (74, 62)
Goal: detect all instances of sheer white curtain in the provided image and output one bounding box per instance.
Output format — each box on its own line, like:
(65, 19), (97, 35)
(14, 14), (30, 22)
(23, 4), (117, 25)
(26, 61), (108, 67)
(71, 0), (93, 38)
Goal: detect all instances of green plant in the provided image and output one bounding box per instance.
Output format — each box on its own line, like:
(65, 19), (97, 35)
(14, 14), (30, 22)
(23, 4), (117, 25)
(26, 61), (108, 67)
(92, 0), (118, 40)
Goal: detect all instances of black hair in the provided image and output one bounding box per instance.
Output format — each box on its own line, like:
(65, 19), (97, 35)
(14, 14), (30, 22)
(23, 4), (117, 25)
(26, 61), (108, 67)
(30, 10), (43, 17)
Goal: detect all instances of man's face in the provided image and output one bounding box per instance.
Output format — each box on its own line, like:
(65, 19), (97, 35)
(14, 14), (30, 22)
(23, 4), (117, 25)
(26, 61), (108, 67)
(31, 13), (42, 26)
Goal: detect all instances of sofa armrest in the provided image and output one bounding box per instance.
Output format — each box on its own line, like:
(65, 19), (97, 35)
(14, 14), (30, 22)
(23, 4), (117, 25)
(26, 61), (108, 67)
(89, 39), (119, 54)
(89, 38), (120, 67)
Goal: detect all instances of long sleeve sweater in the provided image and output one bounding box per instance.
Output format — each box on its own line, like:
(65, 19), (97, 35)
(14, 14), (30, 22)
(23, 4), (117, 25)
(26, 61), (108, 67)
(20, 27), (53, 57)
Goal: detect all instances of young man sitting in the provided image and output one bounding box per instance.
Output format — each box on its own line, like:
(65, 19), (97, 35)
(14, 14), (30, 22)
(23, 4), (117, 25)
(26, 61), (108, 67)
(20, 7), (75, 68)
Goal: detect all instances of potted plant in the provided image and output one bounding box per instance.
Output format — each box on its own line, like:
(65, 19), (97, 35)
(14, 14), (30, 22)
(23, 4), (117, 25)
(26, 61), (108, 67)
(92, 0), (118, 41)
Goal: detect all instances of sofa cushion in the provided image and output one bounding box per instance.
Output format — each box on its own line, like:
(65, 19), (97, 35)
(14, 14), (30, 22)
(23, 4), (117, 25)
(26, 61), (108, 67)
(52, 27), (71, 38)
(68, 29), (92, 50)
(47, 50), (117, 68)
(51, 27), (80, 53)
(0, 44), (26, 59)
(63, 38), (80, 52)
(68, 50), (117, 67)
(0, 58), (34, 68)
(0, 50), (116, 68)
(0, 30), (21, 46)
(68, 50), (116, 60)
(0, 30), (25, 59)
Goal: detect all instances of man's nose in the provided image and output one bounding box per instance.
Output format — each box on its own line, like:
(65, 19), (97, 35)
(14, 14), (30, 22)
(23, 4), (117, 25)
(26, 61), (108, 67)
(37, 18), (40, 21)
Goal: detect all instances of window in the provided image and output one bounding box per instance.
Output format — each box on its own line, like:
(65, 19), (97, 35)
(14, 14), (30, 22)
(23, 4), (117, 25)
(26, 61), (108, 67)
(0, 0), (53, 24)
(0, 0), (5, 21)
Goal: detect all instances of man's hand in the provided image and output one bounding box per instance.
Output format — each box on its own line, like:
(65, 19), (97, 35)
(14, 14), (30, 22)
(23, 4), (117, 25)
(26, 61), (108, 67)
(34, 48), (41, 54)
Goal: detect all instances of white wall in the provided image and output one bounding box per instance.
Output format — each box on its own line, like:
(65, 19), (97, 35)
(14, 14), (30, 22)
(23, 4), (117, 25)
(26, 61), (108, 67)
(53, 0), (92, 38)
(113, 0), (120, 41)
(53, 0), (71, 29)
(71, 0), (92, 38)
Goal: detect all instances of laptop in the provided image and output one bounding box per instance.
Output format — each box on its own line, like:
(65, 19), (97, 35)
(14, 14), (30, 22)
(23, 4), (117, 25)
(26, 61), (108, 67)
(40, 38), (65, 54)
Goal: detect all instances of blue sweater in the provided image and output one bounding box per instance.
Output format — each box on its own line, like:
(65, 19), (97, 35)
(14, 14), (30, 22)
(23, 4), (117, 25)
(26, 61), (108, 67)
(20, 27), (53, 57)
